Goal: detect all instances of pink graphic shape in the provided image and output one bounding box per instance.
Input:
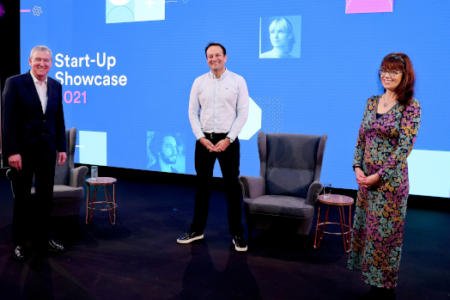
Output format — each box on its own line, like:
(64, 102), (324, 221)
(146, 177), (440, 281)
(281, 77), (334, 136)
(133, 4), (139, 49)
(20, 9), (31, 13)
(345, 0), (394, 14)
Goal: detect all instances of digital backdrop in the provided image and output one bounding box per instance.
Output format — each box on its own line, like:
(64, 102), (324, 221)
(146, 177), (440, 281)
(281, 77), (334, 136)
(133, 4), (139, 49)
(20, 0), (450, 197)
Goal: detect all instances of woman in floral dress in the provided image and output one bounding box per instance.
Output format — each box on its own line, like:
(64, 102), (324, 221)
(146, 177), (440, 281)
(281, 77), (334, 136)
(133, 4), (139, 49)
(348, 53), (421, 298)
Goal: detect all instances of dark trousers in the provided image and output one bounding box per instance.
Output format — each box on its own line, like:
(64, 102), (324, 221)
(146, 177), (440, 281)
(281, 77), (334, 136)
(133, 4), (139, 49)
(190, 134), (244, 236)
(10, 146), (56, 253)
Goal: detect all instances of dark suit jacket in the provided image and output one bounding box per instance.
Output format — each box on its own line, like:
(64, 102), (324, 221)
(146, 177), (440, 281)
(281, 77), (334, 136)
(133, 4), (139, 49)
(1, 71), (66, 163)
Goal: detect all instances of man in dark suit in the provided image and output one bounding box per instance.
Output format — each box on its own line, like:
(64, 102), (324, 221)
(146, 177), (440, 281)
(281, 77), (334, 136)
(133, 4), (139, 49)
(1, 45), (67, 261)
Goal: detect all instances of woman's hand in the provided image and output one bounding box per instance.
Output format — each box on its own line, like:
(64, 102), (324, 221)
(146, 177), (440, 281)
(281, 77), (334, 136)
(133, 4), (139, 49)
(354, 167), (366, 185)
(355, 167), (381, 188)
(357, 172), (380, 189)
(363, 173), (381, 188)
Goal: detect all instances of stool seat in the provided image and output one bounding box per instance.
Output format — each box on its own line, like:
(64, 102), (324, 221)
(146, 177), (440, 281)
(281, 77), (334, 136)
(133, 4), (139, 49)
(86, 177), (117, 185)
(318, 194), (353, 206)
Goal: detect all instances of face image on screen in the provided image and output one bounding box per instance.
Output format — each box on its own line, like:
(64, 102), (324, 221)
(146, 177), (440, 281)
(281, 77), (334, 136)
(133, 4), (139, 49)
(19, 1), (450, 198)
(259, 15), (301, 59)
(146, 131), (186, 174)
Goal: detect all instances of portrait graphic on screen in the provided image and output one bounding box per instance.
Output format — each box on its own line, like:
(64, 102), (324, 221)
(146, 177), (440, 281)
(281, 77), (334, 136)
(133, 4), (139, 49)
(146, 131), (186, 174)
(259, 16), (301, 59)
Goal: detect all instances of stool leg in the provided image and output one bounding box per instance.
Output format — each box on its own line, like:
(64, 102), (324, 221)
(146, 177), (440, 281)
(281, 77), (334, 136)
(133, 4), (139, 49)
(315, 205), (330, 249)
(338, 206), (347, 252)
(314, 205), (322, 249)
(89, 187), (97, 223)
(319, 205), (330, 247)
(112, 183), (116, 225)
(346, 205), (352, 253)
(85, 185), (90, 224)
(104, 185), (113, 225)
(338, 205), (352, 253)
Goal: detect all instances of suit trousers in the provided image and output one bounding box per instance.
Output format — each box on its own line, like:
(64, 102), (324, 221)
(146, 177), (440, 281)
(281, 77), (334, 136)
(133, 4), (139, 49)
(190, 134), (244, 236)
(10, 143), (56, 253)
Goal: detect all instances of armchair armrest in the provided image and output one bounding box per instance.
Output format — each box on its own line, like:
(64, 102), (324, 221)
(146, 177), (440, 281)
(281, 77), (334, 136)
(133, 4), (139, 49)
(239, 175), (265, 198)
(70, 166), (89, 187)
(306, 181), (323, 205)
(5, 168), (13, 180)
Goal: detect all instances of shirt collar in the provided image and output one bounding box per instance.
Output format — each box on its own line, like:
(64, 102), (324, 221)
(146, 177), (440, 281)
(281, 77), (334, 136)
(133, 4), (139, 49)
(30, 71), (48, 85)
(209, 68), (228, 80)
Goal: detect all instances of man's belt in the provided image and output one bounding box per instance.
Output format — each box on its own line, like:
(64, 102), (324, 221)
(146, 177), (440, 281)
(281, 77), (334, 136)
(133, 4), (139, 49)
(203, 132), (228, 140)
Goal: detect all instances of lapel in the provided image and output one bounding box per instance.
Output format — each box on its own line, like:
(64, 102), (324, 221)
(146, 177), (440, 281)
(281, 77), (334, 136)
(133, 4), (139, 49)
(46, 79), (55, 116)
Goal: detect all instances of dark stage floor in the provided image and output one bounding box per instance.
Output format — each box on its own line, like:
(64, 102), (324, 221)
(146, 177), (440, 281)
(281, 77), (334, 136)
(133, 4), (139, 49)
(0, 177), (449, 300)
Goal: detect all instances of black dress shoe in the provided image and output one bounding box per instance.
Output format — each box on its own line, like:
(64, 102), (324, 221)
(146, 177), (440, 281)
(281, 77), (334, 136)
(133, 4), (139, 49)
(12, 245), (26, 262)
(48, 239), (65, 253)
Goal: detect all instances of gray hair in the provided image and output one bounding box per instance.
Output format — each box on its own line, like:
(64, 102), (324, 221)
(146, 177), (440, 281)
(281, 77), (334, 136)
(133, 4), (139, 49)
(30, 45), (53, 59)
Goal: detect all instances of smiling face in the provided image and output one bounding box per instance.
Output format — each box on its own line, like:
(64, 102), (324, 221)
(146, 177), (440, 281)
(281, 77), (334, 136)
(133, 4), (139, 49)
(206, 45), (227, 75)
(379, 54), (407, 93)
(29, 49), (52, 81)
(380, 69), (403, 91)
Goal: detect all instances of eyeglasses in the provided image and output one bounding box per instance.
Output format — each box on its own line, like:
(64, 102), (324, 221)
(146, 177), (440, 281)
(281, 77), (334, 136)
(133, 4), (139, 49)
(378, 69), (402, 77)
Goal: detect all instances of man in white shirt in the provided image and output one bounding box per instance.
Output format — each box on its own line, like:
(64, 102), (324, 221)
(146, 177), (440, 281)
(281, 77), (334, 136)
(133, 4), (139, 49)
(177, 43), (249, 251)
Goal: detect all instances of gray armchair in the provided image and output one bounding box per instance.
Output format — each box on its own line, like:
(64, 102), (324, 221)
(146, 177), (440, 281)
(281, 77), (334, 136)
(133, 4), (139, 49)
(6, 127), (88, 216)
(239, 131), (327, 237)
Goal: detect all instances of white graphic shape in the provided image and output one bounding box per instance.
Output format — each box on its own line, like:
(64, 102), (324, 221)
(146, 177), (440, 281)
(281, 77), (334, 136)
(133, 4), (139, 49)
(239, 97), (262, 140)
(79, 131), (108, 166)
(408, 149), (450, 197)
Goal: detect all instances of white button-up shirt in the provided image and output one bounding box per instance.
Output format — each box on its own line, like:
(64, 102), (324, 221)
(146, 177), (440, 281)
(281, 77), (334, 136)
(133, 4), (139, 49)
(188, 69), (249, 142)
(30, 72), (48, 113)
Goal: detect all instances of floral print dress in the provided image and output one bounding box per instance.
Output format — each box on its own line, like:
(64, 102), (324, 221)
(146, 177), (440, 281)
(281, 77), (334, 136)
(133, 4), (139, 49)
(348, 95), (421, 289)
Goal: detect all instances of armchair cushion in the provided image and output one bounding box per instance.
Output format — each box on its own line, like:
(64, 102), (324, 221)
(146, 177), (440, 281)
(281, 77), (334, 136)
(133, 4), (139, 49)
(245, 195), (314, 219)
(265, 134), (320, 198)
(266, 167), (313, 198)
(52, 185), (84, 200)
